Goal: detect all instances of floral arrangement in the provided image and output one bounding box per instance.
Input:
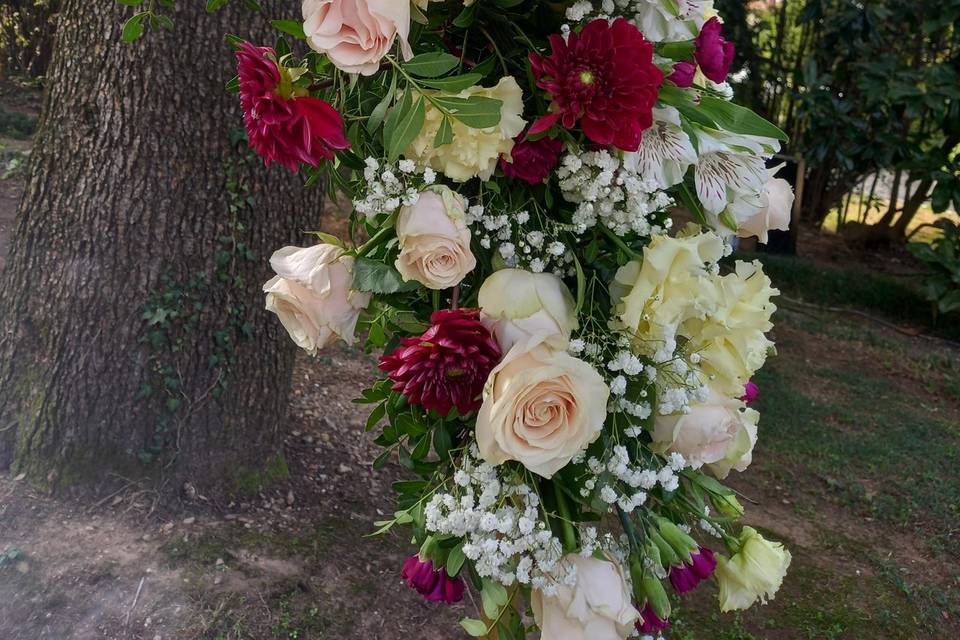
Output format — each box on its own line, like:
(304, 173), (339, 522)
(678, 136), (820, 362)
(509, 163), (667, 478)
(243, 1), (795, 637)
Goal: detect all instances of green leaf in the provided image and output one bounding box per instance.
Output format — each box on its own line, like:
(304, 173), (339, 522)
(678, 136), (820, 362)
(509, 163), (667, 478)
(418, 73), (483, 92)
(387, 97), (425, 162)
(446, 545), (466, 577)
(271, 19), (305, 40)
(366, 72), (397, 135)
(697, 95), (788, 141)
(433, 423), (453, 460)
(121, 13), (146, 43)
(403, 52), (460, 78)
(430, 96), (502, 129)
(433, 116), (454, 148)
(206, 0), (231, 11)
(365, 402), (386, 432)
(657, 40), (695, 60)
(676, 181), (707, 225)
(460, 619), (488, 637)
(352, 257), (420, 294)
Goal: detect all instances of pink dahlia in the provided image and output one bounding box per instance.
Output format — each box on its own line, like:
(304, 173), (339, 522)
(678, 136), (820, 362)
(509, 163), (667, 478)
(379, 309), (501, 416)
(500, 134), (564, 185)
(528, 18), (664, 152)
(695, 17), (735, 84)
(236, 42), (349, 172)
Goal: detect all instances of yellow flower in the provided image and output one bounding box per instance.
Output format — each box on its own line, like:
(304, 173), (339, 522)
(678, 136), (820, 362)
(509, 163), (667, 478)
(715, 527), (791, 611)
(611, 229), (725, 349)
(404, 76), (526, 182)
(682, 260), (778, 396)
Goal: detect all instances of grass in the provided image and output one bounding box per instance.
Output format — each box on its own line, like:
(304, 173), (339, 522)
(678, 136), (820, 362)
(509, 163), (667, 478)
(0, 107), (37, 140)
(736, 251), (960, 341)
(821, 193), (960, 243)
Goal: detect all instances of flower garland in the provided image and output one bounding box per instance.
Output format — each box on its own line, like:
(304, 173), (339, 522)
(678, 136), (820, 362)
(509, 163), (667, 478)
(240, 1), (795, 637)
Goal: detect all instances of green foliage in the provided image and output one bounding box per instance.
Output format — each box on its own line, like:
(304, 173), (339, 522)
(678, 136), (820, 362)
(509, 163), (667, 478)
(908, 219), (960, 318)
(0, 108), (37, 139)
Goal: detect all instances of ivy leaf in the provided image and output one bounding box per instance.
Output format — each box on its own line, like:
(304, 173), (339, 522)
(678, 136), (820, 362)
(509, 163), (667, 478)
(403, 52), (460, 78)
(352, 257), (420, 294)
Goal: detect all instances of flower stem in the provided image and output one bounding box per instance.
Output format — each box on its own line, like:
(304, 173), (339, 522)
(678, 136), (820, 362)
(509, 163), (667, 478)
(552, 481), (578, 553)
(599, 223), (640, 259)
(354, 212), (397, 258)
(450, 285), (460, 310)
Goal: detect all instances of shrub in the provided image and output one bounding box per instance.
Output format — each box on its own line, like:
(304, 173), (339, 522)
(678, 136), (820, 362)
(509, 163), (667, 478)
(908, 219), (960, 319)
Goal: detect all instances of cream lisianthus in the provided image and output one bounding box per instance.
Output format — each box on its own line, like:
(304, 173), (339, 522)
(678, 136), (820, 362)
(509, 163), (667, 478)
(611, 228), (725, 351)
(395, 186), (477, 289)
(632, 0), (713, 42)
(715, 526), (791, 611)
(652, 387), (758, 478)
(263, 244), (371, 354)
(476, 336), (609, 478)
(531, 554), (640, 640)
(683, 260), (778, 397)
(478, 269), (578, 353)
(404, 76), (526, 182)
(302, 0), (412, 76)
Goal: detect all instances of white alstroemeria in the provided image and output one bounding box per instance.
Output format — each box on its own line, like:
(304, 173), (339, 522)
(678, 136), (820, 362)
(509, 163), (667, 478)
(693, 128), (780, 228)
(632, 0), (713, 42)
(623, 107), (697, 190)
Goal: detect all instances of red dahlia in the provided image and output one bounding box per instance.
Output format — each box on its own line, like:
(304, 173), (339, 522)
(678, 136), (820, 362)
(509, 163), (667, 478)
(529, 18), (664, 152)
(500, 134), (565, 185)
(236, 42), (349, 172)
(379, 309), (501, 416)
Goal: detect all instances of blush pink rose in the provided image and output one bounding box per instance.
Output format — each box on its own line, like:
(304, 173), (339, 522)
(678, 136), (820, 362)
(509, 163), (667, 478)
(302, 0), (413, 76)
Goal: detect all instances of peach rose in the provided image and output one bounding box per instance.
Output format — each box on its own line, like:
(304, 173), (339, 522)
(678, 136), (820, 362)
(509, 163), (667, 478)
(737, 177), (794, 243)
(395, 186), (476, 290)
(651, 386), (758, 479)
(531, 554), (639, 640)
(263, 243), (371, 354)
(476, 337), (609, 478)
(302, 0), (412, 76)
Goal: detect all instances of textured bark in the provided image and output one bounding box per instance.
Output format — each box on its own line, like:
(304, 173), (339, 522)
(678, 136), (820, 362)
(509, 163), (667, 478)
(0, 1), (320, 497)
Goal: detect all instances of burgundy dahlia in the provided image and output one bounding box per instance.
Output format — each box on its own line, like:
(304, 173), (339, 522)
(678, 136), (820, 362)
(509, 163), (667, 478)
(236, 42), (349, 172)
(501, 134), (564, 185)
(400, 554), (465, 604)
(669, 546), (717, 594)
(695, 17), (735, 84)
(379, 309), (501, 416)
(636, 602), (671, 634)
(528, 18), (664, 152)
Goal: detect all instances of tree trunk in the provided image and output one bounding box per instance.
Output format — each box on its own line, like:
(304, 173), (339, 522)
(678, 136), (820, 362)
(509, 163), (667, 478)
(0, 0), (321, 498)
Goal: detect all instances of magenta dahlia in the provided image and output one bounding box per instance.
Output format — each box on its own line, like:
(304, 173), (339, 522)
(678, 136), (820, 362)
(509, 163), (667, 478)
(500, 134), (564, 185)
(528, 18), (664, 152)
(236, 42), (349, 172)
(695, 17), (735, 84)
(379, 309), (501, 416)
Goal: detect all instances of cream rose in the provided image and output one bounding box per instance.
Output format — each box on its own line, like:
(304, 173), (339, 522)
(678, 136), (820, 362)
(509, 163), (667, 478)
(682, 260), (778, 397)
(263, 244), (371, 355)
(394, 186), (476, 290)
(302, 0), (412, 76)
(651, 387), (758, 479)
(715, 526), (792, 611)
(531, 554), (639, 640)
(737, 177), (794, 243)
(478, 269), (578, 353)
(476, 337), (609, 478)
(404, 76), (526, 182)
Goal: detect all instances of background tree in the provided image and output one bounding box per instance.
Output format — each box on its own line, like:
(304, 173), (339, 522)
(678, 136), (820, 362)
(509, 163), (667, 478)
(0, 0), (59, 79)
(0, 0), (321, 497)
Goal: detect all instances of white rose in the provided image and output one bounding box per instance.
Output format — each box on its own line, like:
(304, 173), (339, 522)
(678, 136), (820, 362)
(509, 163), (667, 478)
(531, 554), (640, 640)
(476, 337), (609, 478)
(651, 387), (758, 479)
(302, 0), (412, 76)
(262, 243), (371, 354)
(394, 186), (476, 290)
(478, 269), (578, 353)
(737, 177), (794, 243)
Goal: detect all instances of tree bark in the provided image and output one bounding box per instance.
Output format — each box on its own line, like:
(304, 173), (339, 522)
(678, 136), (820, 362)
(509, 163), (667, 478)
(0, 0), (320, 498)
